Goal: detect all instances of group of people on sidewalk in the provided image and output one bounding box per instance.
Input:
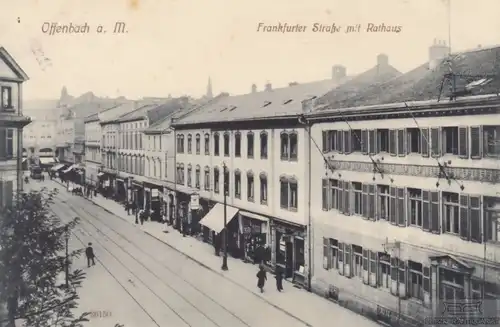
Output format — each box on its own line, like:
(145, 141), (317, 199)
(256, 264), (284, 293)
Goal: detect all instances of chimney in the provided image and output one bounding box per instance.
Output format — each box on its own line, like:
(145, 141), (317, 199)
(377, 53), (389, 67)
(331, 65), (346, 81)
(265, 82), (272, 91)
(289, 82), (299, 87)
(428, 39), (450, 70)
(251, 84), (257, 93)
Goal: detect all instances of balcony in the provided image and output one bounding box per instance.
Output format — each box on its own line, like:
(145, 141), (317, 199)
(0, 114), (32, 129)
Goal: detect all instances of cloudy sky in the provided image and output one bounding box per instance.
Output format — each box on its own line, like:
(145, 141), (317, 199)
(1, 0), (499, 100)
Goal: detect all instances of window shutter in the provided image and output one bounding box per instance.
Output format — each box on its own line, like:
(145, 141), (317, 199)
(322, 179), (329, 211)
(422, 191), (431, 231)
(398, 260), (407, 298)
(362, 184), (369, 219)
(368, 130), (376, 154)
(397, 188), (406, 227)
(390, 257), (397, 295)
(337, 131), (344, 154)
(389, 187), (397, 225)
(345, 244), (352, 278)
(423, 266), (431, 301)
(369, 251), (378, 287)
(430, 127), (441, 157)
(338, 243), (345, 276)
(362, 249), (369, 284)
(458, 126), (469, 158)
(369, 185), (376, 221)
(338, 182), (345, 214)
(322, 131), (328, 153)
(421, 128), (429, 157)
(430, 191), (440, 233)
(361, 130), (368, 154)
(344, 181), (351, 215)
(343, 130), (352, 154)
(397, 129), (406, 157)
(0, 129), (6, 160)
(389, 130), (397, 156)
(459, 195), (470, 241)
(323, 238), (330, 269)
(470, 126), (482, 159)
(469, 196), (481, 243)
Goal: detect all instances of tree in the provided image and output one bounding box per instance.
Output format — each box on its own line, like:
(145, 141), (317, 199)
(0, 187), (89, 327)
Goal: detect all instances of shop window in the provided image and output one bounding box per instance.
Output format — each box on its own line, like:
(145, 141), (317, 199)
(213, 167), (220, 193)
(187, 164), (192, 187)
(195, 133), (201, 155)
(1, 86), (13, 110)
(234, 170), (241, 199)
(195, 165), (200, 189)
(214, 133), (220, 156)
(235, 132), (241, 157)
(247, 132), (254, 158)
(223, 133), (230, 157)
(187, 134), (192, 154)
(247, 172), (254, 202)
(260, 173), (267, 205)
(204, 133), (210, 155)
(260, 131), (268, 159)
(204, 166), (210, 191)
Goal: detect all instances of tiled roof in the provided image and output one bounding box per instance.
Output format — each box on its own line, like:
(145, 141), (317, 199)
(99, 102), (139, 123)
(65, 101), (118, 119)
(314, 63), (401, 107)
(83, 112), (99, 123)
(116, 98), (188, 124)
(317, 46), (500, 111)
(173, 79), (347, 125)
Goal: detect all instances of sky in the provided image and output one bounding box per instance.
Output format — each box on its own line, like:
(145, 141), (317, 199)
(1, 0), (500, 100)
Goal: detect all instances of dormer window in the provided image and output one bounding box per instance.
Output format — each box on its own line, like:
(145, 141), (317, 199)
(263, 101), (272, 107)
(1, 86), (13, 111)
(283, 99), (293, 105)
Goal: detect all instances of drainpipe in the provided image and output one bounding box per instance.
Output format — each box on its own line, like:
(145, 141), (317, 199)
(172, 118), (177, 226)
(306, 122), (313, 292)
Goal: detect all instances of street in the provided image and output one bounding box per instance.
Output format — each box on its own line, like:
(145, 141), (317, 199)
(27, 180), (381, 327)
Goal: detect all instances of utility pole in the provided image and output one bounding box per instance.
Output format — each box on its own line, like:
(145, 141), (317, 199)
(64, 226), (70, 289)
(135, 189), (139, 224)
(221, 162), (228, 271)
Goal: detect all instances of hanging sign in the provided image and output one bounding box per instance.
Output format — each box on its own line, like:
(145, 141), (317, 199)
(190, 193), (200, 210)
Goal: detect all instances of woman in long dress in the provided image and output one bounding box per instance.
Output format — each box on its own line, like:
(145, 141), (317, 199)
(256, 265), (267, 293)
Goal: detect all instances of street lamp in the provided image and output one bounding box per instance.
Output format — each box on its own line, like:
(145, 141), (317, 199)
(221, 162), (229, 271)
(64, 225), (70, 289)
(135, 190), (139, 224)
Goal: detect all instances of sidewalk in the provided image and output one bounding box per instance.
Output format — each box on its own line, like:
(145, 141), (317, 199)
(49, 180), (379, 327)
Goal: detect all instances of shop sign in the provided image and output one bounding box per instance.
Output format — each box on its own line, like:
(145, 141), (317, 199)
(151, 189), (160, 198)
(190, 193), (200, 210)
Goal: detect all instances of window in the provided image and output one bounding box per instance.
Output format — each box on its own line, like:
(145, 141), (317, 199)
(377, 129), (389, 152)
(204, 166), (210, 191)
(443, 192), (459, 235)
(378, 253), (391, 289)
(176, 164), (185, 184)
(187, 134), (192, 154)
(280, 132), (289, 159)
(442, 127), (459, 155)
(351, 130), (362, 152)
(322, 130), (344, 153)
(213, 167), (220, 193)
(484, 125), (500, 157)
(408, 188), (422, 227)
(352, 182), (362, 215)
(247, 132), (254, 158)
(280, 177), (298, 211)
(260, 173), (268, 204)
(430, 127), (441, 157)
(187, 164), (192, 187)
(289, 132), (298, 160)
(223, 169), (229, 195)
(408, 261), (424, 301)
(321, 179), (341, 211)
(195, 165), (200, 189)
(204, 133), (210, 155)
(234, 170), (241, 198)
(260, 132), (268, 159)
(352, 245), (363, 279)
(247, 172), (254, 201)
(389, 129), (397, 155)
(485, 197), (500, 242)
(223, 133), (230, 156)
(1, 129), (14, 159)
(377, 185), (389, 220)
(195, 134), (201, 154)
(1, 86), (12, 110)
(177, 135), (185, 153)
(407, 128), (421, 153)
(235, 132), (241, 157)
(214, 133), (220, 156)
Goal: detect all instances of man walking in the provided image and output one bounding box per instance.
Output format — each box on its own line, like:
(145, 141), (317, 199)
(85, 242), (96, 267)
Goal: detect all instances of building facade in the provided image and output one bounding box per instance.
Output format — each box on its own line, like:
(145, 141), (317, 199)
(84, 113), (101, 186)
(22, 119), (57, 159)
(0, 46), (31, 204)
(307, 97), (500, 324)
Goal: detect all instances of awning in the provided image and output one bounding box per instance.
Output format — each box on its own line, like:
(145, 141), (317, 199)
(62, 164), (77, 174)
(239, 210), (269, 222)
(51, 164), (65, 171)
(199, 203), (239, 233)
(39, 157), (56, 164)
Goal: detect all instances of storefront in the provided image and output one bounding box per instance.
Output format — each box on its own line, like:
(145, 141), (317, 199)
(144, 181), (162, 222)
(199, 202), (240, 256)
(163, 187), (176, 225)
(115, 177), (127, 202)
(238, 211), (269, 264)
(270, 219), (306, 285)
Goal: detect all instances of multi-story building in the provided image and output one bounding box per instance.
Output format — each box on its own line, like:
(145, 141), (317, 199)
(21, 120), (57, 166)
(306, 45), (500, 325)
(0, 46), (31, 204)
(84, 112), (101, 186)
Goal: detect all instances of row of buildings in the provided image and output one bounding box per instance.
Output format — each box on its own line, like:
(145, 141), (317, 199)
(74, 42), (500, 325)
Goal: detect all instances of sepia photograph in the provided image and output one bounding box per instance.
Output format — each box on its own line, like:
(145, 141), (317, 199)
(0, 0), (499, 326)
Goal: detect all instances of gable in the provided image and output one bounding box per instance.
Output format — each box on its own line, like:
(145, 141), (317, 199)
(0, 48), (29, 81)
(0, 56), (19, 79)
(430, 254), (473, 272)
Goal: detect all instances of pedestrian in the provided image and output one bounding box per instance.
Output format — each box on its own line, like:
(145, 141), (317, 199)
(256, 265), (267, 293)
(139, 209), (145, 225)
(126, 202), (131, 215)
(275, 265), (284, 292)
(214, 233), (221, 256)
(85, 242), (96, 267)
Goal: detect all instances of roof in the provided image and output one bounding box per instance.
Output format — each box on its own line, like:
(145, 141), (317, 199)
(314, 62), (401, 107)
(84, 112), (99, 123)
(317, 46), (500, 111)
(0, 46), (29, 81)
(99, 102), (139, 123)
(173, 79), (347, 125)
(115, 98), (188, 124)
(63, 101), (118, 120)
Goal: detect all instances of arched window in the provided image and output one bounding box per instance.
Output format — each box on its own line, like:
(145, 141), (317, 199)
(223, 167), (230, 195)
(214, 133), (220, 156)
(176, 163), (185, 184)
(158, 158), (162, 179)
(146, 157), (150, 176)
(280, 132), (289, 160)
(177, 134), (185, 153)
(247, 171), (254, 201)
(195, 165), (201, 189)
(204, 133), (210, 155)
(213, 167), (220, 193)
(234, 132), (242, 157)
(289, 131), (298, 160)
(223, 132), (230, 156)
(204, 166), (210, 191)
(280, 131), (298, 161)
(187, 164), (192, 187)
(187, 134), (192, 154)
(195, 134), (201, 155)
(247, 132), (254, 158)
(259, 172), (268, 204)
(153, 158), (157, 177)
(260, 131), (268, 159)
(234, 169), (241, 198)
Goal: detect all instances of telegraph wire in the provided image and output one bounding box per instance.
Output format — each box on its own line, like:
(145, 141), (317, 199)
(402, 102), (465, 190)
